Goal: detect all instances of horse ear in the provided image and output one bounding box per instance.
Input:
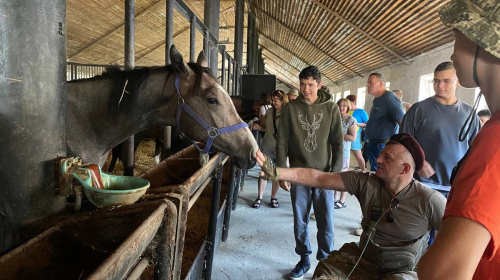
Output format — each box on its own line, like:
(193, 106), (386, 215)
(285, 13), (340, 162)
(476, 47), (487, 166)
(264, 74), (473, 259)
(196, 50), (208, 68)
(169, 44), (187, 73)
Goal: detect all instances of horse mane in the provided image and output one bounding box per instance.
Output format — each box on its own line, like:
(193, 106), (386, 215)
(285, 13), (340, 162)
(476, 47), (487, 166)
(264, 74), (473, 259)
(108, 66), (161, 120)
(105, 63), (215, 121)
(186, 62), (217, 94)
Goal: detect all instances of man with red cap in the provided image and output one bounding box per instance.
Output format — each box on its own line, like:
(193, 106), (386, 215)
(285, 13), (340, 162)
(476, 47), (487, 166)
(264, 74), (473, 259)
(256, 133), (446, 279)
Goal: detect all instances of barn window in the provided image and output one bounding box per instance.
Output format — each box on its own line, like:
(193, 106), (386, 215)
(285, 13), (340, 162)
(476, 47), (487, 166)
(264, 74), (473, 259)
(357, 87), (366, 110)
(419, 73), (434, 101)
(343, 90), (350, 99)
(335, 92), (341, 102)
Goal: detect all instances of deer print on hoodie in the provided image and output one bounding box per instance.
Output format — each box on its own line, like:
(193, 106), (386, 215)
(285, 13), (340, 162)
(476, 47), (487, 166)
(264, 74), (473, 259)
(276, 89), (343, 172)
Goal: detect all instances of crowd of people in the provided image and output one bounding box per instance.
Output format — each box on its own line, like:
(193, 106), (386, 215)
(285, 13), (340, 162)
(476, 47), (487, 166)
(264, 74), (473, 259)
(249, 0), (499, 279)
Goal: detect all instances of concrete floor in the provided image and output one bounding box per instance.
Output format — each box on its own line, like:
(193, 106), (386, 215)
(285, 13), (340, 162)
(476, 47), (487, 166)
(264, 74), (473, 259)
(212, 164), (363, 280)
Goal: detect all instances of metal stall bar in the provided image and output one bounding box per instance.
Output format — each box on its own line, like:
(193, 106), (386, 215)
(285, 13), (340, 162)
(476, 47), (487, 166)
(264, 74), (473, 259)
(66, 63), (109, 81)
(222, 162), (238, 242)
(123, 0), (135, 176)
(203, 162), (223, 280)
(220, 46), (226, 88)
(233, 0), (244, 96)
(189, 14), (196, 62)
(204, 0), (220, 75)
(232, 168), (242, 210)
(232, 59), (238, 96)
(246, 11), (255, 75)
(227, 56), (232, 94)
(162, 0), (174, 160)
(171, 0), (244, 95)
(203, 29), (210, 65)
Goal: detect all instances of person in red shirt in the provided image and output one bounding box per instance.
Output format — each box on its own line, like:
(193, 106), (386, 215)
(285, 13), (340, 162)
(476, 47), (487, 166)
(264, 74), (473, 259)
(417, 0), (500, 279)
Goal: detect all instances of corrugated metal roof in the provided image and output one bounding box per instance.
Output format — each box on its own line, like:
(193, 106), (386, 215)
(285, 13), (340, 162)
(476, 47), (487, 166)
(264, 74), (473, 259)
(67, 0), (453, 88)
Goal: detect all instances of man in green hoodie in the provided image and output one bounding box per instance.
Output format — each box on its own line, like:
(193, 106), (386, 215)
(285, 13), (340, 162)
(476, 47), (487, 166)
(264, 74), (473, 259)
(276, 66), (343, 280)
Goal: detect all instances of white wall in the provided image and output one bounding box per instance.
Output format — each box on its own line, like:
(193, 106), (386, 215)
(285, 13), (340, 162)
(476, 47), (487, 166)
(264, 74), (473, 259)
(326, 43), (477, 113)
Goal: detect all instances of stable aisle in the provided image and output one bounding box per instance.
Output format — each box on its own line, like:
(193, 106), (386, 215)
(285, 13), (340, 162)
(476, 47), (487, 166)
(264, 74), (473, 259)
(212, 166), (362, 280)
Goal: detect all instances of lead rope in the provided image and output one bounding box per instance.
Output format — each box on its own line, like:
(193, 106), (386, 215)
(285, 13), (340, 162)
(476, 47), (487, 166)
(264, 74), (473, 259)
(458, 46), (482, 142)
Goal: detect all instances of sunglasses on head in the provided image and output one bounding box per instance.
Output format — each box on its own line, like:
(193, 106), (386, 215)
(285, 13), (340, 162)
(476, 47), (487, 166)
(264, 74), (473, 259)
(272, 90), (284, 97)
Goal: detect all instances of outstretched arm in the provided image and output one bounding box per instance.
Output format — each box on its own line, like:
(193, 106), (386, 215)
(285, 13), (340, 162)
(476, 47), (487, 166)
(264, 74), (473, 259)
(418, 216), (491, 280)
(256, 150), (346, 191)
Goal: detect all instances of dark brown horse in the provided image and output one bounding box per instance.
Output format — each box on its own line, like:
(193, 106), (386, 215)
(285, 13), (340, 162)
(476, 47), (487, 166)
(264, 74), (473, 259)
(66, 45), (257, 169)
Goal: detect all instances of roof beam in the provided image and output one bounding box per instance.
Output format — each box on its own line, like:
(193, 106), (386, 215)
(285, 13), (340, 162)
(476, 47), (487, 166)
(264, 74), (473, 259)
(261, 46), (302, 74)
(263, 62), (297, 87)
(259, 32), (338, 85)
(68, 0), (165, 60)
(251, 5), (363, 79)
(310, 0), (411, 64)
(261, 45), (340, 86)
(110, 26), (191, 65)
(260, 49), (301, 83)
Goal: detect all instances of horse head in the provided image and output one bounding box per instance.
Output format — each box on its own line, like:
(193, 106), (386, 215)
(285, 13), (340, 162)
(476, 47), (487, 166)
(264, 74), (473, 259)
(168, 45), (258, 169)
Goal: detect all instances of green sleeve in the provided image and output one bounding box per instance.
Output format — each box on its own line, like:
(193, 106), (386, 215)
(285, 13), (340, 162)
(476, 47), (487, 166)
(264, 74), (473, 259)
(276, 104), (291, 167)
(329, 103), (344, 172)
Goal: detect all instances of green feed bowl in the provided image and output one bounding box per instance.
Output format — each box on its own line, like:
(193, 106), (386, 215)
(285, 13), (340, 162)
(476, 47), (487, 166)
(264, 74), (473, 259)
(72, 166), (150, 208)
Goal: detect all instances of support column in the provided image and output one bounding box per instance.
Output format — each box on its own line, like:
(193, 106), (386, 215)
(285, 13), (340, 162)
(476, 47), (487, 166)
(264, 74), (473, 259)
(203, 29), (210, 64)
(204, 0), (220, 76)
(220, 46), (226, 89)
(123, 0), (135, 176)
(258, 48), (264, 74)
(0, 0), (66, 253)
(252, 27), (259, 74)
(234, 0), (244, 95)
(189, 14), (196, 62)
(246, 12), (255, 74)
(232, 59), (238, 96)
(227, 57), (232, 94)
(163, 0), (174, 160)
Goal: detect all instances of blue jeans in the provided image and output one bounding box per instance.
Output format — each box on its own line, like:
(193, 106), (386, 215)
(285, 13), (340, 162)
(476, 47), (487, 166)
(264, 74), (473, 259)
(367, 141), (386, 171)
(291, 184), (335, 260)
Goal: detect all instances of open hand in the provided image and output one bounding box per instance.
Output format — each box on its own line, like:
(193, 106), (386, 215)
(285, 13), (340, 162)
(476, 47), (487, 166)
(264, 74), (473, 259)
(256, 149), (280, 181)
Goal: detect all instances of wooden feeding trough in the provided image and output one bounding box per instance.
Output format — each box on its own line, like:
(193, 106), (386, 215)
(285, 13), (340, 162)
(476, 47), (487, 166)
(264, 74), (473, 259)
(138, 144), (242, 280)
(0, 145), (243, 280)
(0, 199), (178, 279)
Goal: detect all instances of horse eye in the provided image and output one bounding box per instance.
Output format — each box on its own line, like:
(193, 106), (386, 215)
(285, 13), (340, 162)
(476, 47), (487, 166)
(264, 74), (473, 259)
(207, 98), (218, 105)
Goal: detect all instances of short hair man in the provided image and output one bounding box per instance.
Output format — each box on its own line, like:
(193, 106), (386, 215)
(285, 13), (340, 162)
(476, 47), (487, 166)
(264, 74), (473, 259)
(258, 133), (446, 279)
(276, 65), (343, 280)
(287, 88), (299, 101)
(393, 89), (412, 112)
(477, 109), (491, 128)
(364, 73), (405, 171)
(401, 61), (480, 197)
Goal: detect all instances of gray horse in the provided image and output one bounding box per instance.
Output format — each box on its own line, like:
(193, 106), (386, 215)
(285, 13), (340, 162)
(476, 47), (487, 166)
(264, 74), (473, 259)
(66, 45), (258, 169)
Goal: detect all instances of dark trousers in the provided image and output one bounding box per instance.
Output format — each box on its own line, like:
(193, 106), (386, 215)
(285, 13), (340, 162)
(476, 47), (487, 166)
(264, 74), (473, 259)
(366, 141), (386, 171)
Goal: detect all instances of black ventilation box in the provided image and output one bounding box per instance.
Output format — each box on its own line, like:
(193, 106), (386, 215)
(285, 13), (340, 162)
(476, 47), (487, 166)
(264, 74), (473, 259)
(241, 74), (277, 100)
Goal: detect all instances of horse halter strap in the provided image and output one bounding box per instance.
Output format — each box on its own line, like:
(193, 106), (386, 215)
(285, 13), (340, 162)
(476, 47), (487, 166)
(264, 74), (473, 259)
(174, 75), (247, 154)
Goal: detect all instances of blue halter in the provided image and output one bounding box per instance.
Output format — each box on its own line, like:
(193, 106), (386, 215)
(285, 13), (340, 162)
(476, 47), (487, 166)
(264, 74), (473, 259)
(174, 75), (248, 154)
